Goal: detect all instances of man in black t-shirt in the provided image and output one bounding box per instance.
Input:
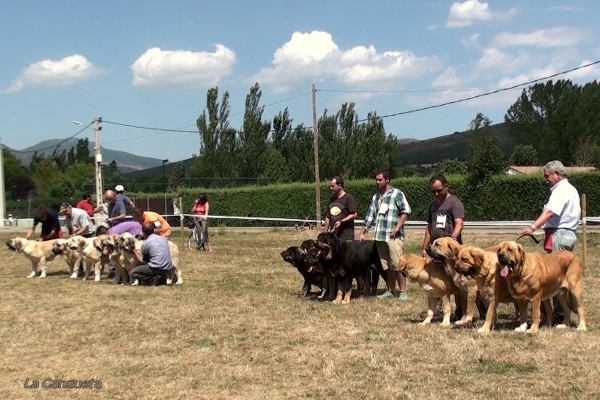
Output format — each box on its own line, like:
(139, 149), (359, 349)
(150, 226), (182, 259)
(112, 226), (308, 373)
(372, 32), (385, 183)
(26, 205), (63, 241)
(324, 175), (358, 241)
(421, 174), (465, 253)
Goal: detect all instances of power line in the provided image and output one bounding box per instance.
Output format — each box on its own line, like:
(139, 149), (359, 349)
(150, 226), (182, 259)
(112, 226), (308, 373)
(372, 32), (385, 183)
(318, 88), (495, 93)
(14, 121), (95, 154)
(230, 91), (312, 116)
(102, 59), (600, 139)
(357, 59), (600, 122)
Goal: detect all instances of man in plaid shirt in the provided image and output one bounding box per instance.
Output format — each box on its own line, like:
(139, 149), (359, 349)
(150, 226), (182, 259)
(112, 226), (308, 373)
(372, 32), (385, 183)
(359, 168), (411, 300)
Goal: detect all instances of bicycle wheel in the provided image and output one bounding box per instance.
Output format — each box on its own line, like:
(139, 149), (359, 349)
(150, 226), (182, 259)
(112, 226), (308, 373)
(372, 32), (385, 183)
(197, 229), (206, 251)
(187, 232), (197, 251)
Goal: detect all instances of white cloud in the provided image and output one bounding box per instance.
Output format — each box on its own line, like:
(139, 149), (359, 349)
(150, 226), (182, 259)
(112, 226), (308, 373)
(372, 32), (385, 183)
(446, 0), (516, 28)
(432, 67), (463, 88)
(251, 31), (441, 93)
(460, 33), (480, 48)
(474, 48), (531, 75)
(492, 26), (587, 48)
(6, 55), (102, 93)
(131, 44), (236, 88)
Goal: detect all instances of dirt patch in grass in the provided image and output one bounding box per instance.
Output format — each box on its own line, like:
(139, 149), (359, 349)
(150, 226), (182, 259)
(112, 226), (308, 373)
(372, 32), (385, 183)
(0, 229), (599, 399)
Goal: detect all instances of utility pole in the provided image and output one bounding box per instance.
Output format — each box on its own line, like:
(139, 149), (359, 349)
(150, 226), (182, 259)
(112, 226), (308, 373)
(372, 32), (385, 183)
(94, 117), (103, 208)
(312, 83), (321, 229)
(0, 137), (5, 225)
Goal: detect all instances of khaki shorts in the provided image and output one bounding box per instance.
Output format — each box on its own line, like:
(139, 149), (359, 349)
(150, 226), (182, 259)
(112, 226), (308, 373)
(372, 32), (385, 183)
(375, 238), (404, 272)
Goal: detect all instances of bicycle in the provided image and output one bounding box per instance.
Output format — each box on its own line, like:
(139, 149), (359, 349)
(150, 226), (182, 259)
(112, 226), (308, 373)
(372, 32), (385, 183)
(295, 217), (316, 231)
(186, 217), (207, 251)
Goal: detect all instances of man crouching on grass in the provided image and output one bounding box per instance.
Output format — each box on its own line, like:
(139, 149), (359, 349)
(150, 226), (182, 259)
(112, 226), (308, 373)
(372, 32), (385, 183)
(130, 223), (175, 286)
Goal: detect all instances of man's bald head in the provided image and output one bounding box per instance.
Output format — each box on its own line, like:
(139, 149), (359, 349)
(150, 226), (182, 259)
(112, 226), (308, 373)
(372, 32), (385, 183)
(142, 223), (155, 237)
(105, 189), (116, 202)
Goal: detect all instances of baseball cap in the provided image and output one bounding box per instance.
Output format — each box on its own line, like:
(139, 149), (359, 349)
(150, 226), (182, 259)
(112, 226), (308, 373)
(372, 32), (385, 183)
(59, 203), (72, 214)
(115, 184), (124, 192)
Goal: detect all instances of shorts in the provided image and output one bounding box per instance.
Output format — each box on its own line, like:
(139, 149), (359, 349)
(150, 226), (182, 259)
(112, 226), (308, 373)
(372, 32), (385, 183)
(375, 238), (404, 272)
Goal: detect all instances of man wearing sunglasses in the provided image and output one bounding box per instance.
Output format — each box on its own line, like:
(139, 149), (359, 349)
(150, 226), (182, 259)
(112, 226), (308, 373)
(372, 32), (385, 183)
(421, 173), (465, 257)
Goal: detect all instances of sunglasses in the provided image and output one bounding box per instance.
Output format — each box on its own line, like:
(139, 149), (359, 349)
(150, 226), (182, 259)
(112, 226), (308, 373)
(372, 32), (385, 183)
(431, 188), (444, 194)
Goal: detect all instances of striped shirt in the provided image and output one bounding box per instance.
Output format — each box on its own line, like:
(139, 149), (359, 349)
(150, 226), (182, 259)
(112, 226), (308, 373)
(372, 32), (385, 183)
(364, 187), (411, 242)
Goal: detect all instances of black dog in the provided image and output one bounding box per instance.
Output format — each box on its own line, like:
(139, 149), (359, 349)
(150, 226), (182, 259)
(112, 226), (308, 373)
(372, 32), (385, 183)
(280, 239), (325, 297)
(315, 232), (383, 304)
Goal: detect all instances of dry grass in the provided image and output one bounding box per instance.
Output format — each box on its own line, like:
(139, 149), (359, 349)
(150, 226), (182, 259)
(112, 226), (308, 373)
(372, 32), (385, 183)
(1, 228), (600, 399)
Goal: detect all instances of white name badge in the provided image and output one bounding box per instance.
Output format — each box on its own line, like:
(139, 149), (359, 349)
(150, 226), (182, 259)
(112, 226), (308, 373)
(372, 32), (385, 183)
(378, 204), (389, 215)
(436, 213), (446, 229)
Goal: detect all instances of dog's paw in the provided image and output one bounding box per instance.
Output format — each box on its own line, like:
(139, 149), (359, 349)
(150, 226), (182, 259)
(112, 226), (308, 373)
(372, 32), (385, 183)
(70, 273), (78, 279)
(94, 276), (101, 282)
(555, 324), (568, 330)
(440, 321), (452, 327)
(131, 279), (139, 286)
(175, 279), (183, 285)
(577, 325), (587, 331)
(39, 273), (46, 278)
(525, 327), (539, 334)
(341, 299), (350, 305)
(514, 325), (527, 333)
(27, 272), (36, 278)
(477, 327), (490, 334)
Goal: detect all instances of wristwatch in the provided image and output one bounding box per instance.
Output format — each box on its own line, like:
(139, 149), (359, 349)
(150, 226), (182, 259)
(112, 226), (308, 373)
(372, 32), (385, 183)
(530, 224), (538, 230)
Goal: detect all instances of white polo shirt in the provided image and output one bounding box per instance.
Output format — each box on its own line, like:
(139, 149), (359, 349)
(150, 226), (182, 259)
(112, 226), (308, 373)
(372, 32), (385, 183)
(67, 207), (96, 236)
(543, 178), (581, 230)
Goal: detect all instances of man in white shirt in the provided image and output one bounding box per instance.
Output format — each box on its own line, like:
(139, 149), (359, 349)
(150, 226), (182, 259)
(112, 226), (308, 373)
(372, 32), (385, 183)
(60, 203), (96, 238)
(522, 160), (580, 251)
(522, 160), (581, 319)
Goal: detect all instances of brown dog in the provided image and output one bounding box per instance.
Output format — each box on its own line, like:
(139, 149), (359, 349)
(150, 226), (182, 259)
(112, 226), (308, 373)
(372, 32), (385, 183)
(398, 253), (458, 327)
(455, 245), (538, 333)
(426, 237), (488, 326)
(496, 241), (587, 333)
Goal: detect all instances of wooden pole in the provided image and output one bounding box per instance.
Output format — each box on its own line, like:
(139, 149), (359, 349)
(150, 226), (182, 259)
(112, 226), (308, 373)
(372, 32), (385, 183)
(179, 196), (184, 250)
(312, 83), (321, 229)
(582, 193), (587, 269)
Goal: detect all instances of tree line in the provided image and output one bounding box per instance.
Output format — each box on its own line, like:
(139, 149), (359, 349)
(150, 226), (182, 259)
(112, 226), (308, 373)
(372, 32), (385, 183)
(4, 77), (599, 215)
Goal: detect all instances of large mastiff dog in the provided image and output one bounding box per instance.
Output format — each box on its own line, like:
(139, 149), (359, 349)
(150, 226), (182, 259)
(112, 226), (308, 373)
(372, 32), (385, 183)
(455, 245), (532, 333)
(426, 237), (488, 326)
(398, 253), (458, 327)
(496, 240), (587, 333)
(6, 237), (62, 278)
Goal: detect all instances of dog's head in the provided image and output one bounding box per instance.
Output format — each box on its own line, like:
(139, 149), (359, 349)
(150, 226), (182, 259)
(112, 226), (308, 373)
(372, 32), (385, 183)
(52, 239), (70, 255)
(455, 246), (486, 277)
(6, 237), (26, 252)
(299, 239), (315, 254)
(280, 246), (301, 265)
(119, 232), (137, 251)
(496, 241), (526, 278)
(100, 234), (120, 256)
(67, 235), (90, 252)
(315, 232), (340, 261)
(427, 237), (462, 265)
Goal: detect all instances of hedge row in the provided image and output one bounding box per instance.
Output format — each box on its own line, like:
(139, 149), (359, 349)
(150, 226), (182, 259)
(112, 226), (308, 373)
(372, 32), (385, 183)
(130, 172), (600, 227)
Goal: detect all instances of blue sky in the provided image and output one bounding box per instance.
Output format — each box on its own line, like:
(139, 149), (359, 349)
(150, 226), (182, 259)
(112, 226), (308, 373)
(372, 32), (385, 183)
(1, 0), (599, 163)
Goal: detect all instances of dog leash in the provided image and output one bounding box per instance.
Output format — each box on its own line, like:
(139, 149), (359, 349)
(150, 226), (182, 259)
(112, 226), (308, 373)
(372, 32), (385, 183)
(515, 233), (540, 244)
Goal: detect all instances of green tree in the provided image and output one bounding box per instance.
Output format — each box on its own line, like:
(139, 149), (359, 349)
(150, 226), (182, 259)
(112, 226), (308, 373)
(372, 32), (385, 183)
(504, 79), (578, 163)
(437, 158), (467, 175)
(465, 113), (504, 182)
(238, 83), (271, 179)
(102, 160), (124, 191)
(168, 162), (186, 189)
(509, 144), (539, 166)
(76, 138), (94, 164)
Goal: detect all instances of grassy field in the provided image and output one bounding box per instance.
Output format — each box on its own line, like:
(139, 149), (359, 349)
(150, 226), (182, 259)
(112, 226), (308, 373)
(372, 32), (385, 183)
(1, 227), (599, 399)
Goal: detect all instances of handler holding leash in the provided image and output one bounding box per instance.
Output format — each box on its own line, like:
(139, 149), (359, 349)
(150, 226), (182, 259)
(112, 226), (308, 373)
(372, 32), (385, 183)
(130, 223), (175, 286)
(522, 160), (581, 320)
(420, 174), (466, 318)
(359, 168), (411, 301)
(324, 175), (358, 241)
(26, 205), (63, 241)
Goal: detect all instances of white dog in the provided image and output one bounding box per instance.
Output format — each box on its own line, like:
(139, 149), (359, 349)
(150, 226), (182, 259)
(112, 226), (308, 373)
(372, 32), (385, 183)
(6, 237), (64, 278)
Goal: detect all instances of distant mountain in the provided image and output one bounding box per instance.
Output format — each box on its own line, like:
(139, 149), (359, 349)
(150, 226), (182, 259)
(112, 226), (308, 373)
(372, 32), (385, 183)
(398, 123), (517, 166)
(8, 138), (164, 173)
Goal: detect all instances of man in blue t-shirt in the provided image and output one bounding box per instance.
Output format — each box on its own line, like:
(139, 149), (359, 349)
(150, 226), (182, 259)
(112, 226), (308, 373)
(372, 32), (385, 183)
(130, 223), (174, 286)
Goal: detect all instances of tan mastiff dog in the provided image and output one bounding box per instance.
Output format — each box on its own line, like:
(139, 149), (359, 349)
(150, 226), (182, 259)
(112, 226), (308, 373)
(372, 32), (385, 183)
(496, 240), (587, 333)
(454, 245), (545, 333)
(398, 253), (458, 327)
(6, 237), (63, 278)
(426, 237), (488, 326)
